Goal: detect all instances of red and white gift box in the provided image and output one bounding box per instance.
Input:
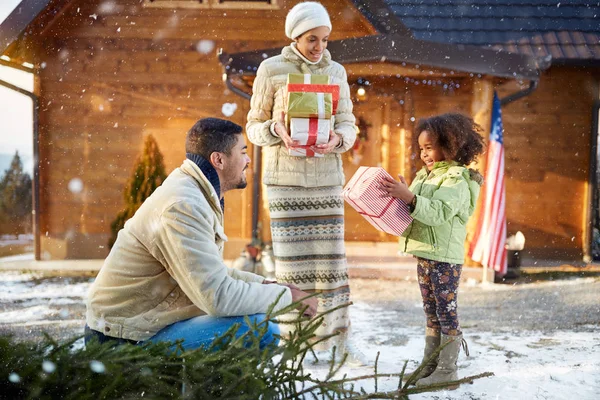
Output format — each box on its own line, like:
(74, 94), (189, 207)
(342, 166), (413, 236)
(286, 83), (340, 116)
(289, 117), (330, 157)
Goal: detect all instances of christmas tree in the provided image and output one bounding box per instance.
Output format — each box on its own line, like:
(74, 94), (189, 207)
(0, 151), (32, 235)
(109, 135), (167, 248)
(0, 300), (492, 399)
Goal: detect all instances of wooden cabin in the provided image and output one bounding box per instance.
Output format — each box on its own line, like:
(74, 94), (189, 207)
(0, 0), (598, 262)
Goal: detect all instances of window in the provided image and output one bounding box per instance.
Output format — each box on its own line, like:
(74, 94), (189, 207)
(144, 0), (208, 9)
(144, 0), (277, 9)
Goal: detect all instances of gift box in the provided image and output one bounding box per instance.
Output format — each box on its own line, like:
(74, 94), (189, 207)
(287, 91), (333, 119)
(287, 84), (339, 115)
(287, 73), (330, 85)
(342, 166), (413, 236)
(289, 117), (330, 157)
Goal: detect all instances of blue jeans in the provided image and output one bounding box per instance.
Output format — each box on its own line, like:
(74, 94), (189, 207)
(146, 314), (280, 351)
(85, 314), (280, 351)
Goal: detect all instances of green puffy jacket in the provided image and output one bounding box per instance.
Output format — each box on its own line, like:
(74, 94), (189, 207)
(399, 161), (483, 264)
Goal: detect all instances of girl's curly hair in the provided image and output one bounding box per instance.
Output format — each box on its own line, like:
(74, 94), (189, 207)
(414, 113), (485, 166)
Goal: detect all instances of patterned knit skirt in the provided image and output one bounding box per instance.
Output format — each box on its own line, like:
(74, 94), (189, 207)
(266, 185), (350, 350)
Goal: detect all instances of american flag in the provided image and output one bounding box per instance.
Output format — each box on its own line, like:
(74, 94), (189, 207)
(469, 92), (507, 276)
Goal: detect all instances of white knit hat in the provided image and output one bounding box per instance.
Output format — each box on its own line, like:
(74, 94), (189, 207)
(285, 2), (332, 40)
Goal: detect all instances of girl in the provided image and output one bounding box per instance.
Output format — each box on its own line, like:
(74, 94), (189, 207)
(246, 2), (364, 365)
(381, 113), (485, 386)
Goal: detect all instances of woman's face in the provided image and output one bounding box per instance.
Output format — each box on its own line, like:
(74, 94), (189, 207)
(295, 26), (331, 62)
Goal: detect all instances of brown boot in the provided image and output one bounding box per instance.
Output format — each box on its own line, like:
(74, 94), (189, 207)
(415, 333), (468, 389)
(404, 327), (441, 384)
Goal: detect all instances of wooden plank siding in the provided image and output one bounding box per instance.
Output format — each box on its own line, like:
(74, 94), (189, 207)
(497, 66), (598, 259)
(25, 0), (376, 259)
(336, 76), (476, 244)
(8, 0), (598, 262)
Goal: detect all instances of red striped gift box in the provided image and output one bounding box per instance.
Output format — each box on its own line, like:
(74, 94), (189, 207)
(342, 166), (413, 236)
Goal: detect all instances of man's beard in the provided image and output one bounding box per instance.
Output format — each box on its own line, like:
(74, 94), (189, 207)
(235, 169), (248, 189)
(235, 178), (247, 189)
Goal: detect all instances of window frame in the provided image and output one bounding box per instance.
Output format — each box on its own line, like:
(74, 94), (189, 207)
(143, 0), (278, 10)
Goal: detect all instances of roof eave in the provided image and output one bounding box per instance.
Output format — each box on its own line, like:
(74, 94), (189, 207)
(0, 0), (52, 55)
(549, 58), (600, 68)
(219, 34), (548, 82)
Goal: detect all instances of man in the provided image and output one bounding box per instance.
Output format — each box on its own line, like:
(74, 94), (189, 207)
(86, 118), (317, 350)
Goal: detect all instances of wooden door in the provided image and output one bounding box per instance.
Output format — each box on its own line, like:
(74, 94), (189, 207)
(342, 95), (414, 242)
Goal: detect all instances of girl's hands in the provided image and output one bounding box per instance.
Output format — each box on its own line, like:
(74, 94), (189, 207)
(380, 174), (415, 203)
(313, 130), (341, 155)
(273, 112), (299, 149)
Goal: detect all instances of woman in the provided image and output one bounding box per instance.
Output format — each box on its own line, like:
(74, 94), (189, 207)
(246, 1), (364, 365)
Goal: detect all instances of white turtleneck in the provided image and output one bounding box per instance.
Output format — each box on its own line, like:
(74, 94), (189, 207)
(290, 42), (322, 65)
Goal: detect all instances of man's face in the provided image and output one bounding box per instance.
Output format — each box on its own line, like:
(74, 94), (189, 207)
(221, 134), (251, 192)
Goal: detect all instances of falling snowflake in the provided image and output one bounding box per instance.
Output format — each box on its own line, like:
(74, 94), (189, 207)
(195, 40), (215, 54)
(68, 178), (83, 194)
(8, 373), (20, 383)
(221, 102), (238, 117)
(59, 49), (70, 61)
(447, 300), (457, 311)
(168, 14), (179, 27)
(98, 1), (119, 14)
(42, 360), (56, 373)
(90, 360), (106, 374)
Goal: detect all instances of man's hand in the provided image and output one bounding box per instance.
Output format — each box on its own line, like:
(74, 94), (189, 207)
(264, 281), (317, 317)
(289, 286), (318, 317)
(277, 282), (301, 291)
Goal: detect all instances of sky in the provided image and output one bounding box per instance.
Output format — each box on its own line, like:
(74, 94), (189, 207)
(0, 0), (35, 174)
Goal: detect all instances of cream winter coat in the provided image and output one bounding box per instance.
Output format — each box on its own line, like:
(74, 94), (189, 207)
(86, 159), (292, 341)
(246, 45), (357, 187)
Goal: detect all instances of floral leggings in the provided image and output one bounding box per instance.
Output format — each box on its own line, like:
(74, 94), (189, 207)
(416, 257), (462, 336)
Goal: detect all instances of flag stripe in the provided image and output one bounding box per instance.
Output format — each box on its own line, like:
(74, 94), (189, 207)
(469, 92), (508, 275)
(487, 150), (504, 266)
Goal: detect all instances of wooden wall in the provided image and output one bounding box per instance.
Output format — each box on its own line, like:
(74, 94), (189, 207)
(11, 0), (599, 261)
(497, 66), (599, 259)
(322, 74), (477, 243)
(19, 0), (374, 259)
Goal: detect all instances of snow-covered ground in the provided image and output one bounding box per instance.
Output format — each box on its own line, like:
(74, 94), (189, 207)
(0, 271), (598, 399)
(304, 301), (600, 399)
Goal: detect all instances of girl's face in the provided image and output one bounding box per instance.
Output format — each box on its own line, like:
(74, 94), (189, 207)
(295, 26), (330, 62)
(418, 130), (446, 170)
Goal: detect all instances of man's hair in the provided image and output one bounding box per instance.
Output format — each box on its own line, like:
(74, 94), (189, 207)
(186, 118), (243, 160)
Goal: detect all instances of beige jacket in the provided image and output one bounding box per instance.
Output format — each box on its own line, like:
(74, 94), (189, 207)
(246, 45), (357, 187)
(86, 159), (292, 341)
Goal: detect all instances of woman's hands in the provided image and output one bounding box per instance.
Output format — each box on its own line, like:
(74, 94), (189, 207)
(313, 130), (341, 155)
(380, 174), (415, 204)
(273, 112), (298, 149)
(274, 112), (340, 155)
